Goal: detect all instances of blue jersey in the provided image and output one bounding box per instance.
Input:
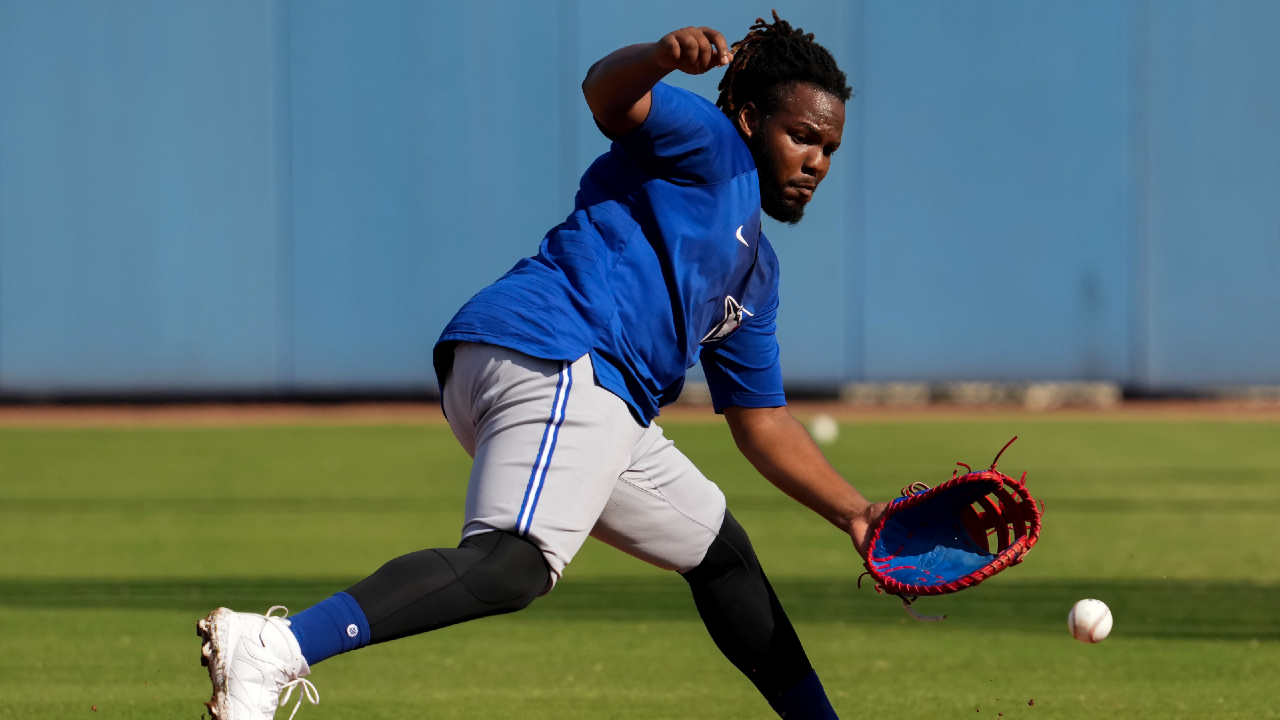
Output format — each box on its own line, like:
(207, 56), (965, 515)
(436, 82), (784, 424)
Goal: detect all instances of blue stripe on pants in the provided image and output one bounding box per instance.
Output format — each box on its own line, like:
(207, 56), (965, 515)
(515, 361), (572, 536)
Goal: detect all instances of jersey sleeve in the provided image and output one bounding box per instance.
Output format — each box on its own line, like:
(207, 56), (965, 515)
(604, 82), (754, 186)
(700, 298), (786, 413)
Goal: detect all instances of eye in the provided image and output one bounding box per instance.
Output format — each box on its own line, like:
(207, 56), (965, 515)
(789, 132), (806, 145)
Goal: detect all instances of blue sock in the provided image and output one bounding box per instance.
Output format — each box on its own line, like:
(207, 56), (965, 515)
(288, 592), (371, 666)
(768, 671), (839, 720)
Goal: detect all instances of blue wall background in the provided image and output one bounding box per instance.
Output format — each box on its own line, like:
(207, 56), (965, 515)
(0, 0), (1276, 396)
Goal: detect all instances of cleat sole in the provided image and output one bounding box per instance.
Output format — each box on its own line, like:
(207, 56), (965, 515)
(197, 608), (232, 718)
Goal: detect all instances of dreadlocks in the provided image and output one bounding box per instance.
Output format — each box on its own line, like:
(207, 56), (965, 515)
(715, 10), (852, 122)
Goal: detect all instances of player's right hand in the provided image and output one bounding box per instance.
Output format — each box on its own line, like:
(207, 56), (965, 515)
(653, 27), (731, 75)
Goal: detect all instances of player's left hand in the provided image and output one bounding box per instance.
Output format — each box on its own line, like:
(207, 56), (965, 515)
(848, 501), (889, 560)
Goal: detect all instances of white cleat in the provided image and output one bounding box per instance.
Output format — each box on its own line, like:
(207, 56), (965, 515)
(196, 606), (318, 720)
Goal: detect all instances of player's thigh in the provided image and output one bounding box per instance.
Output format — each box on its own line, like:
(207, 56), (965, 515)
(591, 423), (727, 573)
(458, 345), (646, 584)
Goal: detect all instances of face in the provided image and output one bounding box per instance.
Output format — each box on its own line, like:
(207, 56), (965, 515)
(737, 82), (846, 225)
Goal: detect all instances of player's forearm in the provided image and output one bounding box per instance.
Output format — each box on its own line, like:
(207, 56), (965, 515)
(582, 43), (669, 136)
(724, 406), (871, 533)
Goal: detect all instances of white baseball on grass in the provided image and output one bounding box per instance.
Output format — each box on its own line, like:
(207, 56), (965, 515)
(1068, 599), (1112, 643)
(807, 414), (839, 444)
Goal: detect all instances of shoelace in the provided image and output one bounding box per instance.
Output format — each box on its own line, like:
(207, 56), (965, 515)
(280, 677), (320, 720)
(263, 605), (319, 720)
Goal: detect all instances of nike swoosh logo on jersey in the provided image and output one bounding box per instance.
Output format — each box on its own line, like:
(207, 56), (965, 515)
(736, 226), (749, 246)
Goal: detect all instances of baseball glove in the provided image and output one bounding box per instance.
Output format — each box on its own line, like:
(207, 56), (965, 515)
(860, 437), (1042, 621)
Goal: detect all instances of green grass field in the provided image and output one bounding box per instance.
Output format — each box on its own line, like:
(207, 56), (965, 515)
(2, 416), (1279, 719)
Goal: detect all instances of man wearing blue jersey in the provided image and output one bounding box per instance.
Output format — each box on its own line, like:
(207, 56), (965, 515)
(198, 14), (886, 720)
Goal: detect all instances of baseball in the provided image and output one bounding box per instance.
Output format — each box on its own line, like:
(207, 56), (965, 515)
(808, 413), (839, 444)
(1068, 599), (1112, 643)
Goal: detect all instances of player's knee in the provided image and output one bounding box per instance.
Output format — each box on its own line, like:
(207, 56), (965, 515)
(457, 530), (550, 612)
(683, 510), (762, 583)
(681, 510), (778, 662)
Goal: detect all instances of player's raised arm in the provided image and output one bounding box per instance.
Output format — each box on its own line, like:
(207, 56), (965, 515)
(582, 26), (731, 136)
(723, 405), (888, 558)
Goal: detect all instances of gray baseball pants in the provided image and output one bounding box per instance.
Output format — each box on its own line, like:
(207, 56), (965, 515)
(443, 341), (728, 587)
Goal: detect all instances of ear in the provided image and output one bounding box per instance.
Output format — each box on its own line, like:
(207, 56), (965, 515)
(736, 101), (761, 139)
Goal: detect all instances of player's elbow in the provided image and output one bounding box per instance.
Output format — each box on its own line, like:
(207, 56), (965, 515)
(581, 61), (608, 117)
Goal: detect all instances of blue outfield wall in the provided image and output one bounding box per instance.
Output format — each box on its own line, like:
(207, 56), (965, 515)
(0, 0), (1276, 396)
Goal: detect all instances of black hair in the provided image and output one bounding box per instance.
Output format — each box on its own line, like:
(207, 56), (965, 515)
(715, 10), (852, 121)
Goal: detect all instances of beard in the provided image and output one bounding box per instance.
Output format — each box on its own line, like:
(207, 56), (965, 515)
(747, 132), (806, 225)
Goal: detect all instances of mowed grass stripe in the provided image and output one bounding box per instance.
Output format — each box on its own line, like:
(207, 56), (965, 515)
(2, 419), (1279, 719)
(1, 576), (1277, 641)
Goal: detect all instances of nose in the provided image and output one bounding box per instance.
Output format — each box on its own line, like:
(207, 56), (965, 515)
(802, 147), (828, 180)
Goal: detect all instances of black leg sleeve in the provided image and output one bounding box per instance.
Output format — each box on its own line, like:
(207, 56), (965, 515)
(345, 530), (550, 644)
(681, 511), (814, 701)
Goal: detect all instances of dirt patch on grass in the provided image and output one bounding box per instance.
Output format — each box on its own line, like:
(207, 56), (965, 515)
(0, 402), (448, 427)
(758, 399), (1280, 424)
(0, 398), (1277, 427)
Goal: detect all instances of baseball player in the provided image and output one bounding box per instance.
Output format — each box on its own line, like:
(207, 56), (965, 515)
(198, 14), (887, 720)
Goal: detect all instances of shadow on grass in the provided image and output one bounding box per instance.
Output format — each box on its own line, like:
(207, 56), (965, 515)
(10, 496), (1280, 514)
(1, 576), (1275, 640)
